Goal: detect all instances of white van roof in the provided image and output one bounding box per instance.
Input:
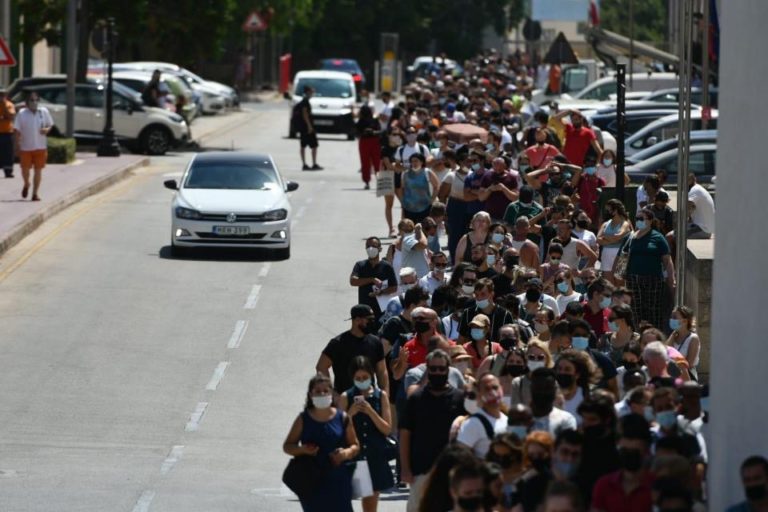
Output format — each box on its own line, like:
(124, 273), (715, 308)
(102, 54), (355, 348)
(294, 70), (354, 80)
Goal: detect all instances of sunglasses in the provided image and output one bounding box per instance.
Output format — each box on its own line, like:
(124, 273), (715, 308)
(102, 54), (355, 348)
(463, 279), (477, 285)
(527, 355), (546, 361)
(427, 365), (448, 373)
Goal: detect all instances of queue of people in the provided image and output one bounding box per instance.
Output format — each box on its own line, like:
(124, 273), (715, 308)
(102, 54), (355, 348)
(281, 51), (752, 512)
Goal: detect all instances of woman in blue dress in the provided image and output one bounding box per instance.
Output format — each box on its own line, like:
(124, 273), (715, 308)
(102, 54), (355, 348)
(283, 374), (360, 512)
(340, 356), (395, 512)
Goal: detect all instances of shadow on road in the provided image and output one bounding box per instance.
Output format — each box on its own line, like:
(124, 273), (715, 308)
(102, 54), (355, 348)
(158, 245), (288, 262)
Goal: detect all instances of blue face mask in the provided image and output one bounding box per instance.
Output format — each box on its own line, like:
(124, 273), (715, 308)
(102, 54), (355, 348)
(354, 378), (372, 391)
(603, 158), (613, 166)
(491, 232), (505, 244)
(600, 296), (612, 309)
(471, 163), (481, 171)
(471, 328), (486, 341)
(553, 459), (577, 478)
(608, 321), (618, 332)
(636, 220), (647, 230)
(557, 281), (569, 294)
(572, 336), (589, 351)
(476, 298), (490, 310)
(508, 425), (528, 440)
(656, 410), (678, 429)
(669, 318), (681, 331)
(584, 166), (596, 176)
(519, 164), (530, 173)
(486, 255), (496, 266)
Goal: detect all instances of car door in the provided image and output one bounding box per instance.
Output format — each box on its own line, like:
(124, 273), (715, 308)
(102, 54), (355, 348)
(74, 86), (103, 135)
(110, 92), (144, 140)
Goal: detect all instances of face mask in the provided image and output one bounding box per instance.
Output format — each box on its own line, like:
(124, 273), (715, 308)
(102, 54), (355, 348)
(462, 284), (475, 295)
(531, 457), (551, 474)
(471, 163), (481, 171)
(471, 328), (486, 341)
(508, 425), (528, 440)
(428, 372), (449, 389)
(506, 364), (527, 377)
(534, 321), (549, 334)
(526, 289), (541, 303)
(745, 484), (768, 502)
(561, 186), (575, 196)
(553, 459), (577, 478)
(555, 373), (575, 388)
(622, 360), (638, 370)
(456, 496), (484, 511)
(669, 318), (681, 331)
(486, 255), (496, 266)
(550, 257), (560, 265)
(572, 336), (589, 351)
(531, 390), (556, 409)
(491, 232), (505, 244)
(406, 134), (417, 144)
(400, 283), (415, 294)
(354, 379), (372, 390)
(644, 406), (655, 422)
(618, 447), (644, 472)
(483, 389), (503, 406)
(603, 158), (613, 166)
(600, 296), (612, 309)
(584, 166), (596, 176)
(608, 321), (618, 332)
(311, 395), (333, 409)
(636, 220), (647, 230)
(656, 410), (678, 429)
(576, 219), (589, 230)
(583, 424), (606, 439)
(527, 360), (546, 372)
(366, 246), (379, 259)
(557, 282), (569, 294)
(475, 298), (490, 309)
(464, 398), (479, 414)
(414, 320), (431, 334)
(411, 163), (423, 172)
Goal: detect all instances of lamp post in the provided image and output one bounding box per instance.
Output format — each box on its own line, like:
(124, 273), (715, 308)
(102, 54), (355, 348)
(96, 17), (120, 157)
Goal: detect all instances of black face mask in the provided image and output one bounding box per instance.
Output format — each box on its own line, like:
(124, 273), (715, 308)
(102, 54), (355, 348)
(456, 496), (484, 511)
(531, 457), (551, 474)
(471, 257), (485, 266)
(583, 424), (606, 439)
(414, 320), (431, 333)
(427, 372), (449, 389)
(622, 360), (639, 370)
(746, 484), (768, 502)
(576, 219), (589, 229)
(555, 373), (575, 388)
(505, 364), (528, 377)
(526, 289), (541, 303)
(618, 447), (645, 472)
(362, 321), (378, 335)
(561, 186), (575, 196)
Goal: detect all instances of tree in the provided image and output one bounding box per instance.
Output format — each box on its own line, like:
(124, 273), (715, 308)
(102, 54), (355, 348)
(599, 0), (667, 45)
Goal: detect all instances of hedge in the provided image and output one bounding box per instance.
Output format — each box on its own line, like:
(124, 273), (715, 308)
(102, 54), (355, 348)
(47, 137), (76, 164)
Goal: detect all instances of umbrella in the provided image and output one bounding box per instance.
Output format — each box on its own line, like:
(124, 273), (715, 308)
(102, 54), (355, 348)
(442, 123), (489, 144)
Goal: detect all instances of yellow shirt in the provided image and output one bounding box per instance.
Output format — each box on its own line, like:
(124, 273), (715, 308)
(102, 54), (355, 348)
(0, 99), (15, 134)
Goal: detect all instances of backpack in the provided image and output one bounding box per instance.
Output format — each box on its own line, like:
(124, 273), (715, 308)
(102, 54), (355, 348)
(471, 413), (496, 440)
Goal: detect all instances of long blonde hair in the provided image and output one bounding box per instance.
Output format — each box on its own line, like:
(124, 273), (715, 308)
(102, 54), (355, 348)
(526, 340), (554, 369)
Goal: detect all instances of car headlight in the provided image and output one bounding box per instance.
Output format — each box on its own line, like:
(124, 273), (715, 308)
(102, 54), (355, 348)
(262, 208), (287, 221)
(175, 206), (202, 219)
(204, 92), (218, 99)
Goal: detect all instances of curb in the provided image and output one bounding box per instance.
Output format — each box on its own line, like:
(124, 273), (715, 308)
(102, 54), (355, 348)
(0, 157), (150, 259)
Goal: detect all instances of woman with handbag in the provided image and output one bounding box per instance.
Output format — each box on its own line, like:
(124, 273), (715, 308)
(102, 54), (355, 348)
(597, 199), (632, 284)
(339, 356), (394, 511)
(283, 374), (360, 511)
(615, 208), (676, 332)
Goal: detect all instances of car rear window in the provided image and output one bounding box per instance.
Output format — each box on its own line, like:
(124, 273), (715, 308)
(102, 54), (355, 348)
(184, 161), (279, 190)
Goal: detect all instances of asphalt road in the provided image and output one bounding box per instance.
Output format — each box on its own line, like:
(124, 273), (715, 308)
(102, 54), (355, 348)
(0, 101), (409, 511)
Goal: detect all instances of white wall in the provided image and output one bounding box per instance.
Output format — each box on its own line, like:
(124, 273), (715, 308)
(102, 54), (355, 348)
(709, 1), (768, 509)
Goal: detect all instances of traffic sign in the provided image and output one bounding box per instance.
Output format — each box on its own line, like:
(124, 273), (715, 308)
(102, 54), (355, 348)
(0, 36), (17, 66)
(242, 11), (268, 32)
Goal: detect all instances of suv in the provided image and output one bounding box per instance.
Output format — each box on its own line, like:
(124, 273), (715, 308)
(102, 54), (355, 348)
(290, 70), (356, 140)
(14, 83), (189, 155)
(109, 70), (197, 122)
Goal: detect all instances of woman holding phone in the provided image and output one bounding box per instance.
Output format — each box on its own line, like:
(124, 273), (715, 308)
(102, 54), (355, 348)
(339, 356), (394, 512)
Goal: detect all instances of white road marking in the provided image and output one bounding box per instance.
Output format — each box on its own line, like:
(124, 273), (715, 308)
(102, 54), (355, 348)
(243, 284), (262, 309)
(205, 362), (230, 391)
(185, 402), (209, 432)
(160, 445), (184, 475)
(258, 263), (271, 278)
(296, 206), (306, 218)
(227, 320), (249, 349)
(131, 490), (156, 512)
(250, 485), (295, 497)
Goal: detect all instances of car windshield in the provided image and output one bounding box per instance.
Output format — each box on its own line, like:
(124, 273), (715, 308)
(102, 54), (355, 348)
(185, 161), (279, 190)
(295, 78), (352, 98)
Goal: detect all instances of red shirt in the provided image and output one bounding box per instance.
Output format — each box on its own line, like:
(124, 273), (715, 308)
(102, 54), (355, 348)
(583, 301), (610, 338)
(577, 174), (606, 221)
(480, 170), (519, 220)
(563, 124), (596, 166)
(463, 341), (504, 369)
(592, 470), (653, 512)
(403, 336), (456, 368)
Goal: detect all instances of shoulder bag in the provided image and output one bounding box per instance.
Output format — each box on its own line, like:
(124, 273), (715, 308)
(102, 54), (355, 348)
(612, 233), (634, 280)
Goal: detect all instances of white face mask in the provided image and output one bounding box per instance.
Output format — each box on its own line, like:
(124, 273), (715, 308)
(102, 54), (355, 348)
(534, 322), (549, 334)
(527, 360), (546, 372)
(400, 283), (415, 294)
(311, 395), (333, 409)
(462, 284), (475, 295)
(366, 246), (379, 259)
(464, 398), (479, 415)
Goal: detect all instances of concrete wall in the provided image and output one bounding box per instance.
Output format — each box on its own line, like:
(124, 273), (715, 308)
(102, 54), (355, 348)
(709, 1), (768, 509)
(683, 240), (712, 382)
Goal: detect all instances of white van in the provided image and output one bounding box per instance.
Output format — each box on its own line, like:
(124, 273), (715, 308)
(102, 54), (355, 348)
(290, 70), (357, 140)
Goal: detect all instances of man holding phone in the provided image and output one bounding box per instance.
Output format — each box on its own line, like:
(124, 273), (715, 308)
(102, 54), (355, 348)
(14, 91), (54, 201)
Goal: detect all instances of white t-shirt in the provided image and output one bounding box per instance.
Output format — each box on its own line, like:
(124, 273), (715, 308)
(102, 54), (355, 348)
(401, 235), (430, 278)
(419, 272), (448, 295)
(396, 143), (429, 165)
(562, 387), (584, 425)
(531, 407), (578, 437)
(556, 292), (582, 316)
(14, 107), (54, 151)
(517, 292), (561, 317)
(456, 408), (509, 458)
(442, 169), (469, 199)
(597, 164), (617, 187)
(573, 229), (598, 251)
(636, 186), (667, 213)
(688, 184), (715, 234)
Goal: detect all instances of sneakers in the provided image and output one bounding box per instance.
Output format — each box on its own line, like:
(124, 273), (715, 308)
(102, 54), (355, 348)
(302, 164), (311, 171)
(311, 164), (323, 170)
(364, 183), (370, 190)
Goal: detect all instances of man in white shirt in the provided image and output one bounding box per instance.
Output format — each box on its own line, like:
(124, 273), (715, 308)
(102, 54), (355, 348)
(686, 174), (715, 238)
(457, 373), (508, 458)
(418, 251), (450, 295)
(528, 368), (577, 437)
(14, 91), (54, 201)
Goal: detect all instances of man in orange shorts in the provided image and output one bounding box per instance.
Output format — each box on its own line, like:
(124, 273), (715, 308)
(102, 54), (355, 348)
(14, 91), (54, 201)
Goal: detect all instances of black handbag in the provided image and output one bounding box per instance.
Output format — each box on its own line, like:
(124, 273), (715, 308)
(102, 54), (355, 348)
(282, 455), (325, 500)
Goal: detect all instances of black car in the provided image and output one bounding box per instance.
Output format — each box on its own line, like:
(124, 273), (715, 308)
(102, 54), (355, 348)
(319, 58), (366, 97)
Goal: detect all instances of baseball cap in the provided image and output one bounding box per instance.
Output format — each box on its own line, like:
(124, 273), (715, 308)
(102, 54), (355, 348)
(347, 304), (374, 320)
(469, 314), (490, 329)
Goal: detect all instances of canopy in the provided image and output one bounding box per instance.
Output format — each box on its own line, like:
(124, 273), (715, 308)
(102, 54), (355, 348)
(442, 123), (488, 144)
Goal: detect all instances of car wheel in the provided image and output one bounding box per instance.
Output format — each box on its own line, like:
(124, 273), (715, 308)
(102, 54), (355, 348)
(141, 126), (171, 155)
(274, 246), (290, 260)
(170, 242), (188, 258)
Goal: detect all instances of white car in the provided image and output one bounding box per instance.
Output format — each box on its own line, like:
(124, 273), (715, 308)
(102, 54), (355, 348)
(19, 83), (189, 155)
(164, 152), (298, 259)
(290, 70), (357, 140)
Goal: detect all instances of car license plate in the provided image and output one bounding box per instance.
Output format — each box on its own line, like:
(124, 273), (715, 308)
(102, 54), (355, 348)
(213, 226), (250, 235)
(314, 119), (333, 126)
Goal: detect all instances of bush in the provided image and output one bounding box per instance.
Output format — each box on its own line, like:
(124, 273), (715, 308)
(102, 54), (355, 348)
(47, 137), (76, 164)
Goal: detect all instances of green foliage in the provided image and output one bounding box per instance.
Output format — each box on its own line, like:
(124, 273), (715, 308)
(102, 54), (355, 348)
(47, 137), (76, 164)
(600, 0), (667, 44)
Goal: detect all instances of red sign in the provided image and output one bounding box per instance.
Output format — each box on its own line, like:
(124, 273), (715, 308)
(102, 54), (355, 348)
(701, 106), (712, 123)
(0, 36), (16, 66)
(242, 11), (268, 32)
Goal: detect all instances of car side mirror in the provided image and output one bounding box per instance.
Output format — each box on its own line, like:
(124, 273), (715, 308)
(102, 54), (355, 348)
(285, 181), (299, 192)
(164, 179), (178, 190)
(646, 136), (658, 146)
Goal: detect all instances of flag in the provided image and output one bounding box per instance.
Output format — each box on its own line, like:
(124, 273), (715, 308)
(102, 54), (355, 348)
(589, 0), (600, 26)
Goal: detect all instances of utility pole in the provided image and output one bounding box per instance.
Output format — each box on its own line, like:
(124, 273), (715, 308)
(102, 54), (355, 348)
(701, 0), (711, 129)
(615, 64), (626, 203)
(96, 18), (120, 157)
(65, 0), (77, 137)
(628, 0), (634, 87)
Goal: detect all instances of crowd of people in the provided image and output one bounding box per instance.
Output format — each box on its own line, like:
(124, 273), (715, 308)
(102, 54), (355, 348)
(282, 51), (760, 512)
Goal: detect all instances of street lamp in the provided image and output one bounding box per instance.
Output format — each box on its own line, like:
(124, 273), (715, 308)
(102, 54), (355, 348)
(96, 17), (120, 157)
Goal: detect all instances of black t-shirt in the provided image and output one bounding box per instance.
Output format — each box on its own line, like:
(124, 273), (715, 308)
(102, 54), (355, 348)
(352, 258), (397, 318)
(295, 96), (313, 132)
(380, 315), (413, 403)
(458, 304), (515, 342)
(322, 331), (385, 393)
(399, 386), (465, 475)
(141, 82), (161, 108)
(476, 267), (498, 280)
(492, 273), (515, 298)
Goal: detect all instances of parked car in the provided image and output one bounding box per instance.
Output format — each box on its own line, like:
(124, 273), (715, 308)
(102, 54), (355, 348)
(563, 72), (680, 102)
(406, 56), (463, 81)
(624, 110), (719, 156)
(163, 152), (298, 259)
(319, 58), (366, 97)
(641, 86), (719, 108)
(626, 143), (717, 186)
(109, 70), (197, 122)
(588, 109), (680, 138)
(13, 83), (189, 155)
(626, 130), (717, 165)
(289, 70), (356, 140)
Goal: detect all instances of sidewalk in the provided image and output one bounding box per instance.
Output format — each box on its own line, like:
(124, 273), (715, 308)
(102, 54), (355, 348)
(0, 153), (149, 258)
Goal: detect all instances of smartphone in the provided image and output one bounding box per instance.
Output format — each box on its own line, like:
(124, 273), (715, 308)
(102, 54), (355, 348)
(354, 396), (365, 404)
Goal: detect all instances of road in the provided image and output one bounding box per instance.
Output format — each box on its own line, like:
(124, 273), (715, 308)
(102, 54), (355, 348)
(0, 102), (409, 511)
